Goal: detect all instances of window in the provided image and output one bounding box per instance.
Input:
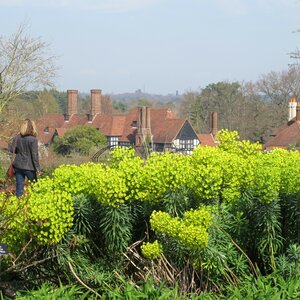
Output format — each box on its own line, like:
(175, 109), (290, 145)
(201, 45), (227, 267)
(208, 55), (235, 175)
(132, 121), (137, 128)
(108, 136), (119, 148)
(44, 127), (49, 133)
(179, 139), (194, 150)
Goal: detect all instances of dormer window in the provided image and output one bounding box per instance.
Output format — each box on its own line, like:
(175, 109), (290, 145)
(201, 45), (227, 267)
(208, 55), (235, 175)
(44, 126), (49, 134)
(132, 121), (137, 128)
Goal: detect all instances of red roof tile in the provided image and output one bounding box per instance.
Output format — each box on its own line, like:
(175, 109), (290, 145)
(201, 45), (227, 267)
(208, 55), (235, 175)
(88, 114), (114, 136)
(61, 114), (88, 128)
(36, 114), (65, 129)
(111, 115), (127, 136)
(118, 108), (187, 143)
(198, 134), (217, 147)
(152, 119), (185, 143)
(38, 128), (56, 144)
(263, 120), (300, 149)
(118, 108), (138, 142)
(35, 108), (198, 147)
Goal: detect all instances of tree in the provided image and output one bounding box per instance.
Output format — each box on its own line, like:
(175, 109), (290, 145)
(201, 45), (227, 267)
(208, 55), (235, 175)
(255, 67), (300, 134)
(256, 67), (300, 106)
(113, 101), (128, 113)
(34, 90), (61, 117)
(200, 81), (243, 131)
(52, 125), (107, 156)
(101, 95), (113, 114)
(179, 82), (243, 134)
(0, 22), (57, 113)
(179, 91), (202, 133)
(239, 81), (272, 142)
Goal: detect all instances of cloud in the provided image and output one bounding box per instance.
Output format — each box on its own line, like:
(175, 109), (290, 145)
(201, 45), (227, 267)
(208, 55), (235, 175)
(0, 0), (163, 12)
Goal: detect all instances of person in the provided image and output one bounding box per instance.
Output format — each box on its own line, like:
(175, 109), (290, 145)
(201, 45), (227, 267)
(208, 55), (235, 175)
(9, 119), (41, 197)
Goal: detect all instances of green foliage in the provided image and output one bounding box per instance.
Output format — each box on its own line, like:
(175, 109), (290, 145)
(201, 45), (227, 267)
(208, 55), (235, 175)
(52, 125), (107, 155)
(72, 194), (93, 236)
(15, 283), (88, 300)
(141, 240), (163, 260)
(137, 152), (191, 203)
(216, 129), (262, 157)
(150, 208), (211, 251)
(1, 137), (300, 297)
(98, 204), (133, 257)
(276, 244), (300, 279)
(99, 278), (185, 300)
(221, 273), (300, 300)
(0, 177), (74, 249)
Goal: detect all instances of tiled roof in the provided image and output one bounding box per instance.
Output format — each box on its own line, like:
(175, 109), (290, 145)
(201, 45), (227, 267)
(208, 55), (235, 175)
(111, 115), (127, 136)
(263, 120), (300, 149)
(61, 114), (88, 128)
(198, 134), (217, 147)
(89, 114), (126, 136)
(87, 114), (113, 136)
(118, 108), (187, 143)
(39, 128), (56, 144)
(153, 119), (185, 143)
(36, 114), (65, 129)
(119, 108), (139, 142)
(36, 108), (197, 146)
(36, 113), (65, 144)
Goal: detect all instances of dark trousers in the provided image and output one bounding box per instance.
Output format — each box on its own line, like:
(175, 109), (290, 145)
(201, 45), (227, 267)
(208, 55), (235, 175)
(14, 168), (37, 197)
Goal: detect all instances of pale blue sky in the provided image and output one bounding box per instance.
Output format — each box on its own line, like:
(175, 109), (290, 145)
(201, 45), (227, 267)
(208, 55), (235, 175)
(0, 0), (300, 95)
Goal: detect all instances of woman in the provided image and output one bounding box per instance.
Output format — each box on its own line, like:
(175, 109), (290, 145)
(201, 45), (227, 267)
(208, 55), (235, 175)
(10, 119), (41, 197)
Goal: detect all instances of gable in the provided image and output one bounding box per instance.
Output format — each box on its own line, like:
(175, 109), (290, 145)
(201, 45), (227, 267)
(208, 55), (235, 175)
(175, 120), (199, 140)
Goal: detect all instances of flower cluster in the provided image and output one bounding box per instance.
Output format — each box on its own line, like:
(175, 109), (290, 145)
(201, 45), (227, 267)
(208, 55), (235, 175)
(150, 208), (212, 251)
(141, 240), (163, 260)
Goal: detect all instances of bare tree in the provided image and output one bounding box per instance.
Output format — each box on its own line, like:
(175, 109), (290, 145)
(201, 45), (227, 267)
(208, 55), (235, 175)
(255, 67), (300, 129)
(0, 22), (58, 113)
(256, 67), (300, 106)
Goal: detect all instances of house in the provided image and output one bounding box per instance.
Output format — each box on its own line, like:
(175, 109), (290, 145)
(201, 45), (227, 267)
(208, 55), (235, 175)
(263, 98), (300, 150)
(36, 89), (207, 154)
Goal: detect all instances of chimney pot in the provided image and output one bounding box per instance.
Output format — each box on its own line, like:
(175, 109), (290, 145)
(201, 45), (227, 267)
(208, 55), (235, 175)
(289, 98), (298, 121)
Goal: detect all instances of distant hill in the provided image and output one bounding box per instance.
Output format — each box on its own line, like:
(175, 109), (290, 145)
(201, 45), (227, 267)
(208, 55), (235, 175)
(109, 90), (183, 106)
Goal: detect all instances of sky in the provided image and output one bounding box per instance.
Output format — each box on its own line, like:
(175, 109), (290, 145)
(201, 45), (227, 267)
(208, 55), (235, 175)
(0, 0), (300, 95)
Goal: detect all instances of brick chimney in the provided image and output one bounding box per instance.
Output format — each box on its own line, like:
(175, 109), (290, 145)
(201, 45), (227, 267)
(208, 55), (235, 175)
(136, 106), (152, 146)
(91, 89), (102, 117)
(210, 112), (218, 137)
(296, 102), (300, 121)
(288, 98), (297, 121)
(67, 90), (78, 117)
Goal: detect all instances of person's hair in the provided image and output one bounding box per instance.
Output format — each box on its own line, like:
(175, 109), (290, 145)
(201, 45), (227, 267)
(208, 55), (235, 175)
(20, 119), (37, 137)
